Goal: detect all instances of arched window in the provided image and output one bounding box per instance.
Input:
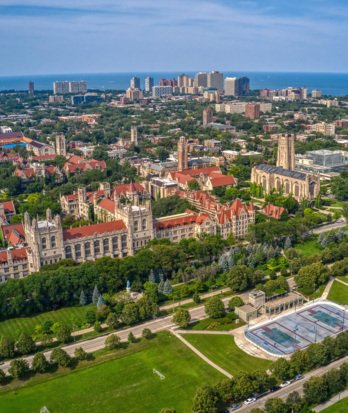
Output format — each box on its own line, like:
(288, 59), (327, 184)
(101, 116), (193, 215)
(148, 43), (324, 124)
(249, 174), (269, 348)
(51, 236), (56, 248)
(112, 236), (118, 251)
(41, 237), (47, 250)
(103, 238), (109, 252)
(84, 242), (91, 257)
(65, 246), (72, 259)
(94, 240), (100, 254)
(142, 218), (147, 230)
(75, 244), (81, 258)
(134, 220), (139, 231)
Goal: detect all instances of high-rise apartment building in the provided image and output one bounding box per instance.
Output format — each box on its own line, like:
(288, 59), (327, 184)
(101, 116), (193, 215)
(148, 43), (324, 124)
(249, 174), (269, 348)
(207, 71), (224, 92)
(152, 86), (173, 98)
(145, 76), (154, 93)
(53, 81), (87, 94)
(224, 77), (237, 96)
(28, 81), (34, 95)
(130, 76), (141, 89)
(177, 74), (193, 88)
(245, 103), (260, 120)
(236, 77), (250, 96)
(312, 89), (322, 98)
(194, 72), (208, 88)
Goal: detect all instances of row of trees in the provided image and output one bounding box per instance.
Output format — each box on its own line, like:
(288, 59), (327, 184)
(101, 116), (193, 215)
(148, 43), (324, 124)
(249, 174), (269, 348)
(0, 235), (226, 321)
(191, 329), (348, 413)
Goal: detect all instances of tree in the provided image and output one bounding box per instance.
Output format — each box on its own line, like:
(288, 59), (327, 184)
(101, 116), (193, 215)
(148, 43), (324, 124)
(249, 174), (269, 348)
(173, 308), (191, 328)
(74, 347), (89, 361)
(205, 296), (225, 319)
(149, 270), (156, 283)
(162, 279), (173, 295)
(50, 348), (72, 368)
(303, 376), (328, 405)
(264, 398), (288, 413)
(271, 358), (292, 381)
(16, 332), (36, 355)
(32, 352), (50, 373)
(128, 332), (136, 343)
(85, 310), (97, 325)
(192, 385), (221, 413)
(105, 334), (121, 350)
(226, 265), (252, 292)
(94, 321), (102, 332)
(92, 285), (100, 304)
(0, 336), (15, 359)
(97, 295), (106, 309)
(188, 179), (200, 191)
(79, 290), (87, 306)
(284, 237), (292, 249)
(8, 358), (30, 379)
(0, 368), (6, 385)
(228, 296), (244, 311)
(106, 312), (119, 329)
(121, 303), (139, 325)
(142, 328), (153, 339)
(55, 324), (72, 344)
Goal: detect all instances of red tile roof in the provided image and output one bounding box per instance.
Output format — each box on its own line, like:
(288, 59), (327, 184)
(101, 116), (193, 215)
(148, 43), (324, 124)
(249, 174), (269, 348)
(113, 182), (145, 196)
(98, 198), (116, 214)
(63, 220), (126, 240)
(1, 224), (25, 244)
(262, 204), (287, 220)
(208, 175), (236, 187)
(155, 210), (209, 230)
(0, 201), (16, 215)
(0, 247), (27, 263)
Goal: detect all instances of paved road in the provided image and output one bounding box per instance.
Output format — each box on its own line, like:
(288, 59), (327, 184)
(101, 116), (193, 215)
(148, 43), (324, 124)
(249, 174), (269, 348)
(238, 353), (348, 412)
(1, 293), (249, 374)
(312, 218), (347, 235)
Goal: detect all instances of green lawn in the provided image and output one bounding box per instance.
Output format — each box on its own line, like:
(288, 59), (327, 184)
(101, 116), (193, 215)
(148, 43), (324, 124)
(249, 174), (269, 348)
(0, 332), (222, 413)
(184, 333), (271, 375)
(0, 305), (93, 340)
(295, 237), (321, 256)
(338, 276), (348, 285)
(328, 280), (348, 305)
(185, 316), (244, 331)
(322, 396), (348, 412)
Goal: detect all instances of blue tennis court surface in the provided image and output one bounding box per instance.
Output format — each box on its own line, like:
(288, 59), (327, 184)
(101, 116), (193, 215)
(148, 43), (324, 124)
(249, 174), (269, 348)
(245, 302), (348, 356)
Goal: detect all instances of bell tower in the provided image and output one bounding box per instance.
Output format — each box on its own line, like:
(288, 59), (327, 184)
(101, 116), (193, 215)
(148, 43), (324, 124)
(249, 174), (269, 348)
(177, 136), (188, 172)
(277, 134), (295, 171)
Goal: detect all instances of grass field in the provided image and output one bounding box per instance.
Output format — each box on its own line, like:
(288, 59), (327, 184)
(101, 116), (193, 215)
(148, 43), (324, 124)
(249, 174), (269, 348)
(322, 396), (348, 412)
(0, 305), (93, 340)
(328, 280), (348, 305)
(184, 333), (271, 375)
(185, 316), (244, 331)
(0, 332), (222, 413)
(295, 237), (321, 256)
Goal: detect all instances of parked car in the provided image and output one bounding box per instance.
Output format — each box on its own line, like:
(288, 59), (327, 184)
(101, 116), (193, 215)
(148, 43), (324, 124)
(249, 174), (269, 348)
(244, 398), (256, 405)
(294, 374), (303, 381)
(229, 403), (241, 411)
(280, 380), (291, 388)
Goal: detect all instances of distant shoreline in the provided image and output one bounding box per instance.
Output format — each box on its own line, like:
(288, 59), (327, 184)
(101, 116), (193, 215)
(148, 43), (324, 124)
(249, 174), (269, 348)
(1, 71), (348, 96)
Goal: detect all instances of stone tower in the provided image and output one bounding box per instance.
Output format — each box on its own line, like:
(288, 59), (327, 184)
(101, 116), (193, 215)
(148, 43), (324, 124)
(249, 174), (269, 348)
(277, 134), (295, 171)
(24, 209), (64, 272)
(55, 134), (67, 157)
(130, 126), (138, 145)
(202, 107), (213, 126)
(177, 136), (188, 172)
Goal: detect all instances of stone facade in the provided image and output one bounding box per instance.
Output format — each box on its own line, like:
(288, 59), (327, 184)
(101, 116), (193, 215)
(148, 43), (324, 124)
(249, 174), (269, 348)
(251, 134), (320, 201)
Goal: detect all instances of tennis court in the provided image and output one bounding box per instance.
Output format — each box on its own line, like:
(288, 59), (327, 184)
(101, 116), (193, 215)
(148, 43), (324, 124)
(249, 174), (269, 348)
(245, 301), (348, 356)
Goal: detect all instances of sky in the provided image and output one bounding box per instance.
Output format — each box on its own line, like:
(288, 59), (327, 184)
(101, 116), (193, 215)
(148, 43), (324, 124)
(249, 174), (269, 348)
(1, 0), (348, 76)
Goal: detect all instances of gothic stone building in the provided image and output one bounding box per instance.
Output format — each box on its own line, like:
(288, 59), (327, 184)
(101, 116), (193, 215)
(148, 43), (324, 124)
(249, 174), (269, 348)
(251, 134), (320, 201)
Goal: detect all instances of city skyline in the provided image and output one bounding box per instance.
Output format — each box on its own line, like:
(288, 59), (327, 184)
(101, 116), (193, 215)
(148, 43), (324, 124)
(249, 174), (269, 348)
(1, 0), (348, 76)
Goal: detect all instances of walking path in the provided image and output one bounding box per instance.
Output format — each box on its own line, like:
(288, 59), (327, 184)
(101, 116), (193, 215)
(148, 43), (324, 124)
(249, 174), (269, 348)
(175, 329), (232, 335)
(170, 329), (233, 379)
(322, 278), (335, 299)
(336, 277), (348, 287)
(314, 390), (348, 412)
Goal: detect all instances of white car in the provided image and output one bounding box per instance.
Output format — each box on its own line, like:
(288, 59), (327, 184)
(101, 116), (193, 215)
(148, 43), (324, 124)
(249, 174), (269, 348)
(280, 381), (291, 388)
(244, 398), (256, 405)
